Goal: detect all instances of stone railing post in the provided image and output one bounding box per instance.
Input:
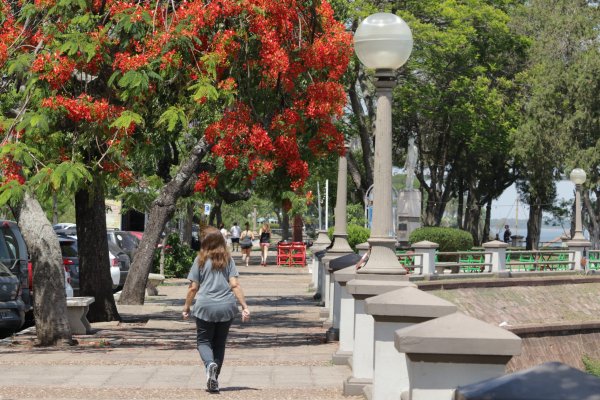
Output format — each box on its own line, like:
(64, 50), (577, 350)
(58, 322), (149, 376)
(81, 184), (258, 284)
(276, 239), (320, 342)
(310, 230), (331, 291)
(567, 238), (591, 271)
(412, 241), (438, 275)
(365, 287), (457, 400)
(332, 265), (356, 365)
(326, 253), (361, 342)
(483, 240), (508, 274)
(356, 242), (370, 256)
(395, 312), (521, 400)
(344, 279), (416, 396)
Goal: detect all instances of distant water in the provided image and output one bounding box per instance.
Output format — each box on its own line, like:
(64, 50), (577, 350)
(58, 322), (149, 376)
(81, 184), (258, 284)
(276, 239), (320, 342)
(492, 226), (574, 246)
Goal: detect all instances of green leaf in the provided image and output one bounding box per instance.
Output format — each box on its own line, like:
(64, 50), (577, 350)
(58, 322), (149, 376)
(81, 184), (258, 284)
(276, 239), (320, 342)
(157, 106), (187, 132)
(110, 111), (144, 130)
(188, 81), (218, 102)
(107, 71), (120, 87)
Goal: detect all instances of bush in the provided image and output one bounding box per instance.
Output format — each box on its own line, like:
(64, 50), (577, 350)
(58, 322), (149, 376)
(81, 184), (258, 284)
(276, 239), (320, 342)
(327, 224), (370, 252)
(583, 355), (600, 377)
(153, 233), (196, 278)
(409, 227), (473, 252)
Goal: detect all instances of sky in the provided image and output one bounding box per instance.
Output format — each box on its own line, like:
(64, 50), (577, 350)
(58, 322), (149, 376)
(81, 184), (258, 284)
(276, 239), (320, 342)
(490, 180), (575, 223)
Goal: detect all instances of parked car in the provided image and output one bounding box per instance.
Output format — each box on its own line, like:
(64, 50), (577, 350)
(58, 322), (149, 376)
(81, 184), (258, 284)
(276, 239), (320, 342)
(108, 241), (130, 289)
(106, 230), (140, 261)
(57, 236), (130, 292)
(54, 224), (77, 237)
(53, 223), (76, 231)
(58, 236), (80, 295)
(0, 261), (26, 337)
(0, 220), (31, 315)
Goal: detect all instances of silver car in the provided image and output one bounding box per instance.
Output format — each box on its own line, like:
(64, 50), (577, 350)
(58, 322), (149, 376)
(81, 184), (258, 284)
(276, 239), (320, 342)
(0, 261), (25, 337)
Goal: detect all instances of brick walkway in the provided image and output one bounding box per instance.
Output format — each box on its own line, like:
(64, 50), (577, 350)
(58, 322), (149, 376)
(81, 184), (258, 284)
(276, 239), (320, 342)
(0, 251), (353, 399)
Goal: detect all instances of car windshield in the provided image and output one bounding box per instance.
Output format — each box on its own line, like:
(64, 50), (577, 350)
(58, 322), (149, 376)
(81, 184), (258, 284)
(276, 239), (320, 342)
(60, 241), (78, 257)
(108, 242), (124, 255)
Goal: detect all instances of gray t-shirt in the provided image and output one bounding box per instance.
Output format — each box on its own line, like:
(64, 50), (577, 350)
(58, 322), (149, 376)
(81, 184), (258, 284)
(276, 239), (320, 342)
(187, 257), (239, 322)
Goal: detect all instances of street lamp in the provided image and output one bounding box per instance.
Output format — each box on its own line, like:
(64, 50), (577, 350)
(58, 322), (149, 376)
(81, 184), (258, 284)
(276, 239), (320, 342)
(354, 13), (413, 274)
(570, 168), (587, 241)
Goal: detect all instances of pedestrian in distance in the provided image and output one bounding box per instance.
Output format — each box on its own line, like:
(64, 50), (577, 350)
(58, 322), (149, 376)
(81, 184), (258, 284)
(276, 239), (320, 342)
(239, 222), (254, 267)
(182, 226), (251, 394)
(503, 224), (512, 244)
(219, 223), (230, 249)
(258, 222), (271, 266)
(230, 222), (241, 252)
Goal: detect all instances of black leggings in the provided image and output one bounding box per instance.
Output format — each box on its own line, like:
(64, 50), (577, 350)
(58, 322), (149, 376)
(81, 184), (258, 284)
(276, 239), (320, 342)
(195, 318), (233, 375)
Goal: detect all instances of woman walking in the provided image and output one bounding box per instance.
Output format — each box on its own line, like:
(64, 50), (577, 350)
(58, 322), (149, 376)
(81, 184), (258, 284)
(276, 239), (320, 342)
(239, 222), (254, 267)
(182, 226), (251, 393)
(258, 222), (271, 266)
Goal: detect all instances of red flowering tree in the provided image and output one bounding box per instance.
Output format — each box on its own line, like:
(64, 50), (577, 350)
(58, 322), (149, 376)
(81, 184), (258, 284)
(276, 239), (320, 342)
(0, 0), (352, 329)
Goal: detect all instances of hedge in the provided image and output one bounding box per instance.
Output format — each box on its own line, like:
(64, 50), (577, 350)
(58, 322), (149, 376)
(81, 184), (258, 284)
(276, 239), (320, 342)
(409, 227), (473, 252)
(327, 224), (371, 252)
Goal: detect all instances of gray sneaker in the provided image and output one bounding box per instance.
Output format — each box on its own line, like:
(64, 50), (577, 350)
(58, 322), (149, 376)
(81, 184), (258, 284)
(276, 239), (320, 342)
(206, 362), (219, 393)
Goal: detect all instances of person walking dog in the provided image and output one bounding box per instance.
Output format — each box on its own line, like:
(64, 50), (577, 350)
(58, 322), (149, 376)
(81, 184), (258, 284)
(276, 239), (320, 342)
(182, 226), (250, 393)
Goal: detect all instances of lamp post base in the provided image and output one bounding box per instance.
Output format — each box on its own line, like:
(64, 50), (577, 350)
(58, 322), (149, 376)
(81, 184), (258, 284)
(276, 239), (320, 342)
(358, 237), (407, 275)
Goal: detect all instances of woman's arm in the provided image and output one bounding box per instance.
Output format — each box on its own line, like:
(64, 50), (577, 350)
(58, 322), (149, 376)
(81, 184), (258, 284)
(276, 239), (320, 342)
(182, 281), (199, 320)
(229, 276), (250, 322)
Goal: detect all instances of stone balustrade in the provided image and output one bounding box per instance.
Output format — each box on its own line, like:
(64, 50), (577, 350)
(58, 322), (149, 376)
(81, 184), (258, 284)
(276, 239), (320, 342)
(365, 287), (457, 400)
(343, 278), (415, 396)
(394, 312), (521, 400)
(332, 265), (356, 365)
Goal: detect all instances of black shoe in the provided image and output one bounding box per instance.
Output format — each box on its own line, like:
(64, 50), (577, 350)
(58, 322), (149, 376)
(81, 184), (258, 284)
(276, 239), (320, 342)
(206, 362), (219, 393)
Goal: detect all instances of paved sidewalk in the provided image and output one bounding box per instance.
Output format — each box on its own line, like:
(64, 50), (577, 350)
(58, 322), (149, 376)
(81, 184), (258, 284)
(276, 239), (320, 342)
(0, 252), (352, 399)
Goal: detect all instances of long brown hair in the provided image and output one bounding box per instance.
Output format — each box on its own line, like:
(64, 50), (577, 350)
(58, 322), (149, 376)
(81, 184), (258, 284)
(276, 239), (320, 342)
(197, 226), (231, 270)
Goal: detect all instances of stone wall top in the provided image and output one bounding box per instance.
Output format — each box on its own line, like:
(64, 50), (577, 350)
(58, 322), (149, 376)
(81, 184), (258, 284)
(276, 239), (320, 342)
(394, 312), (521, 356)
(365, 287), (457, 318)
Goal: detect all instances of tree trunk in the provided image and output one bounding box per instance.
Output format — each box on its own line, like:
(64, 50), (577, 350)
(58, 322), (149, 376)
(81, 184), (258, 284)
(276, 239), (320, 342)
(14, 192), (72, 346)
(181, 202), (193, 246)
(75, 174), (120, 323)
(292, 214), (303, 242)
(209, 198), (223, 227)
(526, 200), (542, 250)
(483, 200), (492, 243)
(465, 200), (482, 246)
(584, 190), (599, 250)
(281, 208), (290, 241)
(119, 138), (210, 305)
(457, 187), (464, 229)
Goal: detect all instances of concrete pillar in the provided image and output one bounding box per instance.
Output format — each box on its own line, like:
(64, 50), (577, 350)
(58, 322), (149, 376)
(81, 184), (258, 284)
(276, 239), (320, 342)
(326, 254), (361, 342)
(358, 72), (406, 276)
(482, 240), (508, 274)
(567, 239), (590, 271)
(332, 266), (356, 365)
(412, 241), (438, 275)
(312, 230), (331, 293)
(356, 242), (370, 256)
(321, 146), (355, 333)
(343, 279), (416, 396)
(395, 312), (522, 400)
(365, 287), (457, 400)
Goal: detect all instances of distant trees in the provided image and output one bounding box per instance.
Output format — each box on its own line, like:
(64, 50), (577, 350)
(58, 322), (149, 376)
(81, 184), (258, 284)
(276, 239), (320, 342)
(511, 0), (600, 248)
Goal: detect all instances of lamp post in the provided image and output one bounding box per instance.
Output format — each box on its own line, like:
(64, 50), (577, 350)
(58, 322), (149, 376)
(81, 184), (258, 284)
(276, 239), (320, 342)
(354, 13), (413, 274)
(570, 168), (587, 241)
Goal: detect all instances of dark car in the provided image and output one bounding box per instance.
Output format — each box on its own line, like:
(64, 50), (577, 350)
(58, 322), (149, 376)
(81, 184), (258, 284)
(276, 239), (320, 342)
(58, 236), (129, 292)
(106, 230), (140, 262)
(0, 221), (31, 314)
(58, 236), (80, 295)
(0, 261), (26, 337)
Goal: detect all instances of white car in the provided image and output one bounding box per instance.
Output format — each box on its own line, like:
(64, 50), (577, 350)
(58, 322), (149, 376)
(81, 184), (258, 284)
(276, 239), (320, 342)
(53, 223), (76, 231)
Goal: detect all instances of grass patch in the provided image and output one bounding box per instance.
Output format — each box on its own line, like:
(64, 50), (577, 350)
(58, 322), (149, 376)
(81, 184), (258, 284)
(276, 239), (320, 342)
(583, 355), (600, 377)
